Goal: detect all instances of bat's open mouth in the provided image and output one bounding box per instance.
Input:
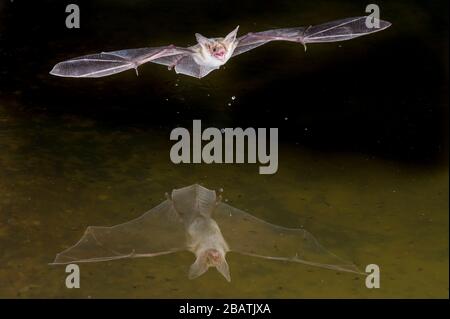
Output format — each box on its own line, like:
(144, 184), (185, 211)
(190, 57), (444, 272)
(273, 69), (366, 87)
(214, 51), (226, 60)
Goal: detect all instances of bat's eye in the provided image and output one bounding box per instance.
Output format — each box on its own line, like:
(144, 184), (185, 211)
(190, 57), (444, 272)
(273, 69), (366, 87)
(212, 47), (217, 52)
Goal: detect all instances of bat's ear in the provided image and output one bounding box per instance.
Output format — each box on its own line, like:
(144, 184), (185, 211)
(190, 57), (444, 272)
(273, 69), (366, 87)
(215, 256), (231, 282)
(195, 33), (211, 47)
(224, 26), (239, 44)
(188, 254), (208, 280)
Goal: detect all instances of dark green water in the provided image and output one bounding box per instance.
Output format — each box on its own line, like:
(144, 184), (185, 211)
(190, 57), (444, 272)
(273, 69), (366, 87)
(0, 0), (448, 298)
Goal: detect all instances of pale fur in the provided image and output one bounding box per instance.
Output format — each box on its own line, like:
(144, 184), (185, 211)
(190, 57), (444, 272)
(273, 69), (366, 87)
(187, 216), (229, 256)
(192, 26), (239, 69)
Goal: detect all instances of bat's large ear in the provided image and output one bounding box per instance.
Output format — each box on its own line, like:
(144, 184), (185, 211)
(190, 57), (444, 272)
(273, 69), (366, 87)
(215, 256), (231, 282)
(188, 254), (208, 280)
(195, 33), (211, 47)
(224, 26), (239, 45)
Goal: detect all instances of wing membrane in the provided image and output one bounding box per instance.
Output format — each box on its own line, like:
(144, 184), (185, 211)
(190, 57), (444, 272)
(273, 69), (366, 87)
(50, 46), (192, 78)
(214, 203), (363, 274)
(51, 200), (186, 264)
(233, 16), (391, 57)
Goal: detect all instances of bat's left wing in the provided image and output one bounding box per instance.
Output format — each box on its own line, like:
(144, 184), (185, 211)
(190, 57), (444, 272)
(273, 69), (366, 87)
(51, 199), (187, 264)
(214, 202), (364, 274)
(232, 16), (391, 57)
(50, 46), (194, 78)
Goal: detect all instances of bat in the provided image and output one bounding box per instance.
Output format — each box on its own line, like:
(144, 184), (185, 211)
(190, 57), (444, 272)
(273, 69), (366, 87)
(50, 16), (391, 79)
(51, 184), (364, 282)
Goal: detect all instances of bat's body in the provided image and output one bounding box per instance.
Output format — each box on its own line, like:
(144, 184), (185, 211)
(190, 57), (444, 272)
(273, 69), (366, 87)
(50, 16), (391, 79)
(186, 216), (230, 281)
(191, 27), (239, 69)
(171, 184), (231, 280)
(51, 184), (364, 282)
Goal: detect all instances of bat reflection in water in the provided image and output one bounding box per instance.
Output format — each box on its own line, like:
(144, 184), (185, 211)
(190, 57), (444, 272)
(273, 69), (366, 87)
(51, 184), (364, 282)
(50, 16), (391, 79)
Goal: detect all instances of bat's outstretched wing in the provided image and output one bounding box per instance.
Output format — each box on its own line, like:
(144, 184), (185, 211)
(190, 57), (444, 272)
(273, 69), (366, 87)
(50, 46), (193, 78)
(214, 203), (363, 274)
(233, 16), (391, 57)
(51, 200), (186, 264)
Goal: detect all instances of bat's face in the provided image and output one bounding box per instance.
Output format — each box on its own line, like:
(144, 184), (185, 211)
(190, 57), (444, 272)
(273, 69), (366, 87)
(189, 248), (231, 282)
(205, 248), (222, 266)
(194, 26), (239, 67)
(206, 42), (228, 61)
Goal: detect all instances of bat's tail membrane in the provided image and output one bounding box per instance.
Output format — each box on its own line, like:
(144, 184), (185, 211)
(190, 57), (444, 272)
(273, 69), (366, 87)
(303, 16), (391, 44)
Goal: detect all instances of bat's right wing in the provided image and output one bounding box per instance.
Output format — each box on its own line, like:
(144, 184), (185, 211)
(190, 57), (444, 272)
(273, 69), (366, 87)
(214, 203), (363, 274)
(50, 46), (194, 78)
(232, 16), (391, 57)
(51, 199), (186, 264)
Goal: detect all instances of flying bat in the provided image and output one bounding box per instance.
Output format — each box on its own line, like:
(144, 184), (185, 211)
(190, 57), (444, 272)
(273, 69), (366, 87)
(50, 16), (391, 79)
(51, 184), (363, 282)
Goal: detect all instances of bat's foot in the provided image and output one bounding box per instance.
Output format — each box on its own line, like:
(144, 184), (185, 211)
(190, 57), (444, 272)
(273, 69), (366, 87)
(215, 194), (223, 205)
(134, 67), (139, 76)
(299, 40), (307, 52)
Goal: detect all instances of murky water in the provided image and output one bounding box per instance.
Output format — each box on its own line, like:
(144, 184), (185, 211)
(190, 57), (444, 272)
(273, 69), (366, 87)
(0, 0), (448, 298)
